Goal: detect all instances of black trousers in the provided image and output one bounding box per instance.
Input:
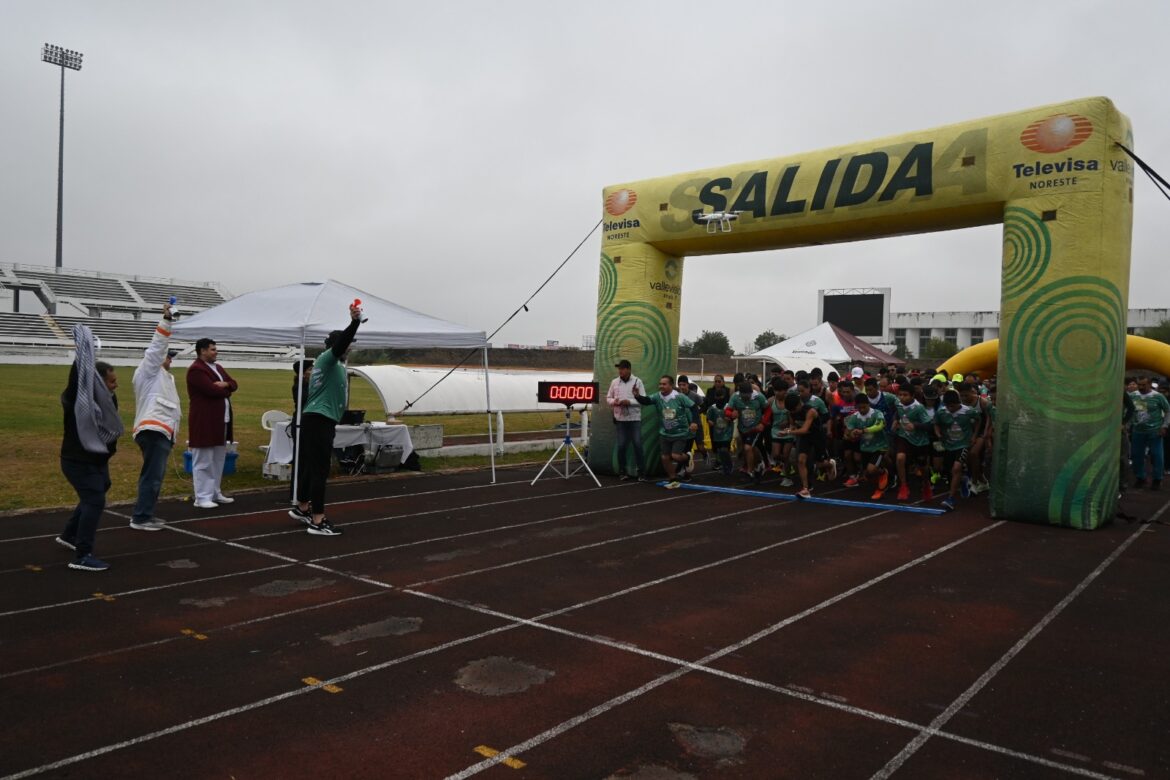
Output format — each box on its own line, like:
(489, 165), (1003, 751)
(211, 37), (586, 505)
(295, 413), (337, 514)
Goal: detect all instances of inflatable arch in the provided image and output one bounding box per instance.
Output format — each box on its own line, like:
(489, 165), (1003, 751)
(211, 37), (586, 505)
(592, 97), (1134, 529)
(940, 335), (1170, 381)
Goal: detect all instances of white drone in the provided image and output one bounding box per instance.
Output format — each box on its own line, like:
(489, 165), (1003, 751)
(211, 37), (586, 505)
(695, 210), (743, 233)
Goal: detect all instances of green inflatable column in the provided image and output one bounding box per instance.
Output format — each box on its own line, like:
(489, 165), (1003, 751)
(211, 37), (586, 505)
(590, 244), (683, 477)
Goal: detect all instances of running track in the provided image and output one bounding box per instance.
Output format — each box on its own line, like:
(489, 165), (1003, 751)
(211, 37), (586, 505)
(1, 465), (1167, 779)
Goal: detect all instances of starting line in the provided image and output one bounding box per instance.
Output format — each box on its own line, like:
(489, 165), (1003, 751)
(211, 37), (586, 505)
(658, 481), (949, 516)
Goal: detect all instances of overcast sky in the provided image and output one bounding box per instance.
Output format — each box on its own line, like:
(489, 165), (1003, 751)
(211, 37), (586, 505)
(3, 0), (1169, 353)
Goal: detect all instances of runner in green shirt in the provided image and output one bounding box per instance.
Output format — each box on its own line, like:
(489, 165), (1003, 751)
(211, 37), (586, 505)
(768, 387), (795, 487)
(933, 389), (980, 511)
(893, 387), (933, 502)
(728, 382), (768, 482)
(845, 393), (889, 499)
(635, 375), (698, 488)
(1129, 375), (1170, 488)
(706, 396), (735, 475)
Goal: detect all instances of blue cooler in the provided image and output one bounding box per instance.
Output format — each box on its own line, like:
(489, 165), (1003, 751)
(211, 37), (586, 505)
(183, 449), (239, 475)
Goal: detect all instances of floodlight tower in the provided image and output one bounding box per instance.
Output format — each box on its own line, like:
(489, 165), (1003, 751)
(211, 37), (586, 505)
(41, 43), (83, 273)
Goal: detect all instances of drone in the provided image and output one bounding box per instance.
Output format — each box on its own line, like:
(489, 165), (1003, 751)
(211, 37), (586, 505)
(694, 210), (744, 233)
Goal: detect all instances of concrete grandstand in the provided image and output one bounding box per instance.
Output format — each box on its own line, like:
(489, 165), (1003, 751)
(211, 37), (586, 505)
(0, 262), (296, 364)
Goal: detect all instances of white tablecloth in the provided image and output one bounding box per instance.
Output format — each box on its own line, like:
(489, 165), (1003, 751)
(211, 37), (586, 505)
(265, 421), (413, 465)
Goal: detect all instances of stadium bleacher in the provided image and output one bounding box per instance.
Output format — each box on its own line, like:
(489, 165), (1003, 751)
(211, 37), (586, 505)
(0, 262), (293, 363)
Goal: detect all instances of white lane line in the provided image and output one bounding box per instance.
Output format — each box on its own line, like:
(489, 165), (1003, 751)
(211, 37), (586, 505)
(442, 521), (1008, 779)
(1102, 761), (1145, 776)
(870, 520), (1155, 780)
(1050, 748), (1091, 762)
(0, 591), (386, 681)
(0, 489), (684, 617)
(0, 474), (540, 546)
(0, 562), (294, 618)
(0, 484), (875, 777)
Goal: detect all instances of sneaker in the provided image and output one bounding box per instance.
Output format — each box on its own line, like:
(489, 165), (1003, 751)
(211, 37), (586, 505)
(780, 477), (794, 488)
(796, 488), (811, 499)
(677, 469), (692, 482)
(922, 484), (933, 501)
(960, 477), (971, 499)
(941, 497), (956, 512)
(844, 475), (859, 488)
(129, 519), (164, 531)
(55, 536), (76, 551)
(306, 517), (342, 536)
(930, 470), (942, 485)
(969, 479), (989, 495)
(619, 473), (633, 482)
(69, 555), (110, 571)
(214, 494), (235, 504)
(896, 484), (910, 501)
(871, 487), (885, 500)
(193, 500), (218, 509)
(770, 465), (784, 474)
(288, 506), (313, 525)
(635, 474), (648, 482)
(877, 470), (889, 491)
(664, 481), (682, 490)
(687, 451), (695, 472)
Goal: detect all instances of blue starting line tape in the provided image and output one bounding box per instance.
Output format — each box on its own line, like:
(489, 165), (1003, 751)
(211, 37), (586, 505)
(657, 480), (949, 516)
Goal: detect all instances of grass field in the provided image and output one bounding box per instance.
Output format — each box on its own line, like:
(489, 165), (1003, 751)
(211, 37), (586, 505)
(0, 365), (567, 512)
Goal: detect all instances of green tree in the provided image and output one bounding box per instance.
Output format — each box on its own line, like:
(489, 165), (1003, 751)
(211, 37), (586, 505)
(1141, 318), (1170, 345)
(692, 330), (733, 356)
(677, 339), (696, 358)
(892, 343), (913, 360)
(920, 338), (959, 360)
(753, 329), (786, 351)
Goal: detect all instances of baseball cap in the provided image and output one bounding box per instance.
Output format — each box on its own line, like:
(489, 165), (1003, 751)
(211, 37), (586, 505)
(850, 366), (864, 379)
(614, 359), (631, 369)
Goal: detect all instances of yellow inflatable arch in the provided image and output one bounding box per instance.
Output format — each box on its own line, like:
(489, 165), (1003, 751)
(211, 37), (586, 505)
(591, 97), (1135, 529)
(941, 335), (1170, 380)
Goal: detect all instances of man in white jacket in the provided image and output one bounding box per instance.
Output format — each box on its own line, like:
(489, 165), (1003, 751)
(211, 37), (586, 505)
(130, 302), (182, 531)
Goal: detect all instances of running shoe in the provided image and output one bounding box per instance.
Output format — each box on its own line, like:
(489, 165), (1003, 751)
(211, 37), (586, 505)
(130, 519), (165, 531)
(796, 488), (811, 499)
(306, 517), (342, 536)
(960, 477), (971, 498)
(780, 477), (794, 488)
(213, 493), (235, 504)
(288, 506), (313, 525)
(871, 487), (885, 500)
(664, 481), (682, 490)
(55, 536), (76, 551)
(770, 465), (784, 473)
(636, 474), (649, 482)
(619, 473), (633, 482)
(827, 459), (838, 481)
(677, 468), (691, 482)
(68, 555), (110, 572)
(930, 470), (942, 485)
(896, 484), (910, 501)
(877, 470), (889, 491)
(844, 476), (859, 488)
(941, 497), (956, 512)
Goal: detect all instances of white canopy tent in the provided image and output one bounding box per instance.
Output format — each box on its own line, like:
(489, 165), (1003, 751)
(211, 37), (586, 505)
(171, 279), (497, 482)
(350, 366), (592, 415)
(750, 321), (904, 369)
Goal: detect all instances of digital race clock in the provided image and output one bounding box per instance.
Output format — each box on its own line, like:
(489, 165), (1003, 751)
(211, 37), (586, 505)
(537, 381), (599, 405)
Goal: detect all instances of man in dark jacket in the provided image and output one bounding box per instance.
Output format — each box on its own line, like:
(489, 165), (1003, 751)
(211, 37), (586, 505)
(186, 338), (239, 509)
(59, 351), (121, 572)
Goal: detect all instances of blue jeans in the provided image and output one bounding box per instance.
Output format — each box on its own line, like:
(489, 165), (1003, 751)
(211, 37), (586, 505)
(133, 431), (174, 523)
(1131, 430), (1165, 482)
(614, 420), (645, 476)
(61, 458), (111, 558)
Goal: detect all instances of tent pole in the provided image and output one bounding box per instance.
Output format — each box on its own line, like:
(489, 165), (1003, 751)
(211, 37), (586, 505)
(292, 342), (305, 503)
(483, 346), (496, 483)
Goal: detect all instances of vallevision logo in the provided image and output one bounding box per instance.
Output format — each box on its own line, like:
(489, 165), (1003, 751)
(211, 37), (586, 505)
(1019, 114), (1093, 153)
(605, 188), (637, 216)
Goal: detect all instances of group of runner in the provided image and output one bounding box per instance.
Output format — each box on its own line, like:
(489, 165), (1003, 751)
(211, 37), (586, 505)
(621, 364), (993, 512)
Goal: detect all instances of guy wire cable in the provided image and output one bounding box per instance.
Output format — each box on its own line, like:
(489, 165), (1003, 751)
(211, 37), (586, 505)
(393, 217), (603, 415)
(1115, 142), (1170, 202)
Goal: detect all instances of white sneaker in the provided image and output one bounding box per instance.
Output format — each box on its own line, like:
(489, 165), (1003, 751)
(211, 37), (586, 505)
(130, 519), (164, 531)
(214, 494), (235, 504)
(827, 459), (838, 481)
(193, 500), (218, 509)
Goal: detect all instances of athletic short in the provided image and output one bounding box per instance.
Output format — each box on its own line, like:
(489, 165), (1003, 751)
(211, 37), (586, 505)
(711, 439), (732, 451)
(660, 438), (690, 457)
(943, 447), (969, 471)
(841, 439), (860, 453)
(863, 450), (888, 469)
(796, 435), (828, 462)
(895, 438), (932, 460)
